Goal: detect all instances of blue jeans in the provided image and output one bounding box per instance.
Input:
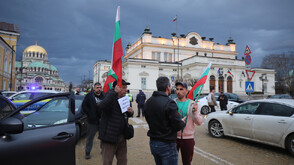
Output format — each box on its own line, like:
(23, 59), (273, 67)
(149, 140), (178, 165)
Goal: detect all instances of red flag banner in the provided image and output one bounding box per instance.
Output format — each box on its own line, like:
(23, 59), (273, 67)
(103, 6), (123, 93)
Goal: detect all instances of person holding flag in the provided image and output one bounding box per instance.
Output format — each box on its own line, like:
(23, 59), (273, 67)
(98, 6), (134, 165)
(174, 82), (203, 165)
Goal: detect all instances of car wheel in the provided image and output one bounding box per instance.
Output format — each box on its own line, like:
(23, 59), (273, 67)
(75, 124), (81, 144)
(208, 120), (224, 138)
(286, 134), (294, 157)
(201, 106), (210, 115)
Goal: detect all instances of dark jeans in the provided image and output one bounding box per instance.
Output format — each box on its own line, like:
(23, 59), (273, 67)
(137, 104), (144, 117)
(209, 105), (216, 113)
(85, 123), (98, 154)
(176, 139), (195, 165)
(149, 140), (178, 165)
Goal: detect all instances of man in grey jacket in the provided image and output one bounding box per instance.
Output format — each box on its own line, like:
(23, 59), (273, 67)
(208, 87), (218, 113)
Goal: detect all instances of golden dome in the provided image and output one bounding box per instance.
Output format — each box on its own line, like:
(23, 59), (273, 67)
(24, 42), (47, 54)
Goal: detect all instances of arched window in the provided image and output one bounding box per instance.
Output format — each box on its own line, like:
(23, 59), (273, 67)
(35, 77), (44, 83)
(218, 76), (224, 92)
(227, 76), (233, 93)
(209, 75), (215, 91)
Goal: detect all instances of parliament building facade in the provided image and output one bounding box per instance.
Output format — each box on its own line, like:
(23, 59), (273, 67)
(94, 27), (275, 97)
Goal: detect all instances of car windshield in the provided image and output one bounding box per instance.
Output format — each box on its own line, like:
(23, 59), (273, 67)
(21, 96), (69, 129)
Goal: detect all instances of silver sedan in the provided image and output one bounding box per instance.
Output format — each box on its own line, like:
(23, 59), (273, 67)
(204, 99), (294, 157)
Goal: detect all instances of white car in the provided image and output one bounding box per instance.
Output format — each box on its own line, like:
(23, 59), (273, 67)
(197, 96), (239, 115)
(204, 99), (294, 157)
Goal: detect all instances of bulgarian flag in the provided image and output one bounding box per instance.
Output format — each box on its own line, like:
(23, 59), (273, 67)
(103, 6), (123, 93)
(187, 62), (212, 101)
(227, 69), (234, 77)
(173, 15), (177, 22)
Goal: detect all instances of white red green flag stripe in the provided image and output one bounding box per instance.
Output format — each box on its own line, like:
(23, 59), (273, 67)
(187, 62), (212, 101)
(173, 16), (177, 22)
(227, 69), (234, 77)
(103, 6), (123, 93)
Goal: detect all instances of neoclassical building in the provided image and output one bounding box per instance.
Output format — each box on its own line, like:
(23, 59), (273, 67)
(15, 43), (65, 91)
(94, 27), (275, 96)
(0, 22), (20, 91)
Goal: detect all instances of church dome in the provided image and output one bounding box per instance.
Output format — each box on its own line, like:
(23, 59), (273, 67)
(50, 65), (57, 71)
(24, 43), (47, 55)
(28, 61), (48, 69)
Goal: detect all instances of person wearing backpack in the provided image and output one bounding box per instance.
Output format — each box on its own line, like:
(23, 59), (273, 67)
(207, 87), (218, 113)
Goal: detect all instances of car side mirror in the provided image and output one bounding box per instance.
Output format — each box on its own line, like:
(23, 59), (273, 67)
(0, 117), (24, 134)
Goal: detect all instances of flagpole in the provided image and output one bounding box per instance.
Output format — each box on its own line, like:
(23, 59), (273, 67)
(176, 15), (180, 81)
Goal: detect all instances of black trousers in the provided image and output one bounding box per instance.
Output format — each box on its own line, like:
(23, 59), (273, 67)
(209, 105), (216, 113)
(220, 105), (227, 111)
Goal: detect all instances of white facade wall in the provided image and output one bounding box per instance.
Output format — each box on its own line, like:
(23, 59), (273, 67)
(94, 30), (275, 97)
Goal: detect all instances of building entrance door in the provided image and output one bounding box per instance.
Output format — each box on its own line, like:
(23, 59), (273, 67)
(209, 75), (215, 91)
(227, 76), (232, 93)
(218, 76), (224, 92)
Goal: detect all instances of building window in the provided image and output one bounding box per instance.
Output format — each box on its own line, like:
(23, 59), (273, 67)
(164, 52), (172, 62)
(159, 68), (163, 71)
(104, 66), (110, 70)
(264, 83), (267, 93)
(141, 65), (146, 68)
(141, 77), (146, 90)
(173, 69), (177, 71)
(152, 52), (160, 61)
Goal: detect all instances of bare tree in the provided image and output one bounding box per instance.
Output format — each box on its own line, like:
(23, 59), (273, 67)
(261, 52), (294, 95)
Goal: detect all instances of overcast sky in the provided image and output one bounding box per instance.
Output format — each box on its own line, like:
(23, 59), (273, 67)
(1, 0), (294, 85)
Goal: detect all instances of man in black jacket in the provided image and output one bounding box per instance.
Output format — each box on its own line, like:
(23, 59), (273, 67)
(217, 91), (228, 110)
(144, 76), (185, 165)
(82, 82), (105, 159)
(98, 80), (134, 165)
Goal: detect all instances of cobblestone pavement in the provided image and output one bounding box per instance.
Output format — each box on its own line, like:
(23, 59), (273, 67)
(76, 104), (294, 165)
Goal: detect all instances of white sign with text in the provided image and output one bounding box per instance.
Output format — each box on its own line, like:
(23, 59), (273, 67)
(118, 95), (130, 113)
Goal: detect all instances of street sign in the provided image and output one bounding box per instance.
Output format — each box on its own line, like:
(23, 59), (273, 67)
(244, 45), (252, 55)
(246, 70), (255, 81)
(245, 65), (251, 70)
(245, 55), (252, 65)
(245, 81), (254, 92)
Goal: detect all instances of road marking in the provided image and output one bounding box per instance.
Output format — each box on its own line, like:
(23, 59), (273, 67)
(130, 118), (145, 124)
(194, 146), (234, 165)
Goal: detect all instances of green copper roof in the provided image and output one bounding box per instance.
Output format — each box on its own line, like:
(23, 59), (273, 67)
(15, 61), (21, 67)
(50, 65), (57, 71)
(28, 62), (48, 69)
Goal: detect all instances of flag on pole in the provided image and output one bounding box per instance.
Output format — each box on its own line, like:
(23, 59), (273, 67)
(187, 62), (212, 101)
(103, 6), (123, 93)
(227, 69), (234, 77)
(242, 71), (246, 77)
(217, 68), (221, 76)
(173, 15), (177, 22)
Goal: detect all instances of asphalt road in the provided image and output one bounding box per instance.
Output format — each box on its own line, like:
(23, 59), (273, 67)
(75, 115), (294, 165)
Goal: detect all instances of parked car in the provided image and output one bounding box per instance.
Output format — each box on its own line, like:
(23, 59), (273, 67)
(0, 92), (87, 164)
(268, 94), (292, 99)
(198, 95), (240, 115)
(8, 90), (59, 114)
(214, 92), (245, 103)
(204, 99), (294, 157)
(0, 95), (16, 120)
(0, 91), (17, 98)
